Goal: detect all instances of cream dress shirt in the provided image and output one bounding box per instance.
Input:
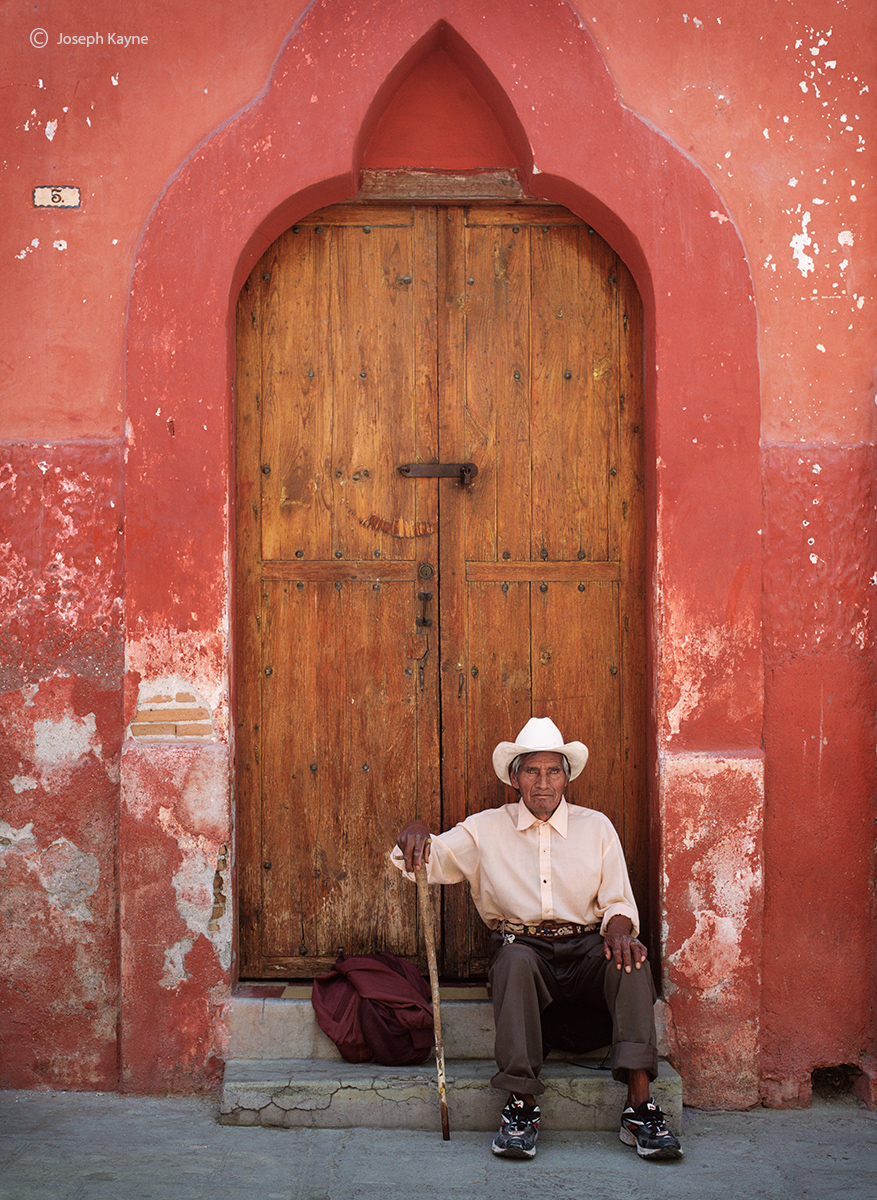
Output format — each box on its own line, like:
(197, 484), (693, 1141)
(390, 798), (639, 937)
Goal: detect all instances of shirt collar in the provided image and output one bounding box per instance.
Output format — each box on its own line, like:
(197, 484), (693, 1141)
(515, 797), (569, 838)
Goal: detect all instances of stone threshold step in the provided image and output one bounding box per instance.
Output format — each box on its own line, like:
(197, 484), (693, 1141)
(220, 1057), (682, 1132)
(225, 994), (674, 1063)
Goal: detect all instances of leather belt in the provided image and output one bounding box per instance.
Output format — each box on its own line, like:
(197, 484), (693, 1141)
(500, 920), (600, 940)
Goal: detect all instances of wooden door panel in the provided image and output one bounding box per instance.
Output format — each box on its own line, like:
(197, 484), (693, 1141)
(329, 222), (419, 562)
(460, 221), (531, 564)
(261, 216), (427, 565)
(530, 223), (617, 562)
(260, 223), (334, 562)
(260, 577), (436, 974)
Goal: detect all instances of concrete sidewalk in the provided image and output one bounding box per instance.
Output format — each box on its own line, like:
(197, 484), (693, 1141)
(1, 1090), (875, 1200)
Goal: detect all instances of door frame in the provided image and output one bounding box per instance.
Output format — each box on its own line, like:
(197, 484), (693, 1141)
(122, 0), (763, 1104)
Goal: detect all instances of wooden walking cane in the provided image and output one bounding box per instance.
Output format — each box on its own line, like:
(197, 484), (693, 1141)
(416, 862), (450, 1140)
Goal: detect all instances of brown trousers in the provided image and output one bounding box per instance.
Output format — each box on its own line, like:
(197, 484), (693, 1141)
(488, 931), (658, 1096)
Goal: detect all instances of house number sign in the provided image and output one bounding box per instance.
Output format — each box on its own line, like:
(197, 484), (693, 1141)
(33, 186), (81, 208)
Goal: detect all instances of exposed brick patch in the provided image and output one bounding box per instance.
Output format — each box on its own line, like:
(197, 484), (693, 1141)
(130, 687), (214, 742)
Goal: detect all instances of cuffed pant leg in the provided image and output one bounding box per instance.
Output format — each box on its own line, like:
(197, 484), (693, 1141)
(488, 939), (556, 1096)
(602, 960), (659, 1083)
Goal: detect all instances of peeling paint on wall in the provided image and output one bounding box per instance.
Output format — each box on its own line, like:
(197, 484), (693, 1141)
(159, 807), (232, 978)
(660, 754), (765, 1107)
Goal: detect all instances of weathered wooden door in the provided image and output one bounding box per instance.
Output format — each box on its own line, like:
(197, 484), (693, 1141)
(236, 203), (645, 980)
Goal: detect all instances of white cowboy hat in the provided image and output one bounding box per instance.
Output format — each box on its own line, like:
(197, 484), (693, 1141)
(492, 717), (589, 784)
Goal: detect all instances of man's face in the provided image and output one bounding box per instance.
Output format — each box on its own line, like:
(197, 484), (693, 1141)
(511, 751), (567, 822)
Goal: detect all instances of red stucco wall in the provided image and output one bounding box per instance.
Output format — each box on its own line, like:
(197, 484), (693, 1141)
(1, 0), (874, 1107)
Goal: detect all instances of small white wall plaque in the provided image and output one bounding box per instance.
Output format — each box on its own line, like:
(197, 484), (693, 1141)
(33, 186), (81, 208)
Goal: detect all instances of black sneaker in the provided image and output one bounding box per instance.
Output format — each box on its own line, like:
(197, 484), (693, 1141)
(619, 1097), (683, 1160)
(491, 1097), (541, 1159)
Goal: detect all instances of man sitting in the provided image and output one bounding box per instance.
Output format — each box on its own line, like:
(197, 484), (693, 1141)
(392, 716), (682, 1161)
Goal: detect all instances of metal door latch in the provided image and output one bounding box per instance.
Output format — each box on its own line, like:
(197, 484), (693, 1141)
(397, 462), (478, 487)
(416, 591), (433, 627)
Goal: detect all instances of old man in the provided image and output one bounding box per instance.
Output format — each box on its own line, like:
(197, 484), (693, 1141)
(392, 716), (681, 1161)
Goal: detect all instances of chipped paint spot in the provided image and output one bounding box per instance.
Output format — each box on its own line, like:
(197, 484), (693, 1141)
(709, 210), (728, 223)
(54, 240), (67, 251)
(33, 712), (99, 771)
(1, 825), (99, 921)
(45, 119), (58, 141)
(667, 909), (741, 992)
(161, 936), (195, 988)
(10, 776), (38, 793)
(15, 238), (40, 260)
(0, 820), (37, 850)
(790, 211), (815, 276)
(37, 838), (100, 921)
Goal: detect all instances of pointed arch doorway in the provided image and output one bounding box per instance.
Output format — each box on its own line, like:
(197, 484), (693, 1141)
(235, 194), (646, 980)
(124, 0), (762, 1097)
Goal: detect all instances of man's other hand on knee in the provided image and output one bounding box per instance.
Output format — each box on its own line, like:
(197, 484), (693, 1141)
(603, 914), (648, 973)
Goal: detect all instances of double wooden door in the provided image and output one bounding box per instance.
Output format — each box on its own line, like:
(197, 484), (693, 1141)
(236, 202), (645, 980)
